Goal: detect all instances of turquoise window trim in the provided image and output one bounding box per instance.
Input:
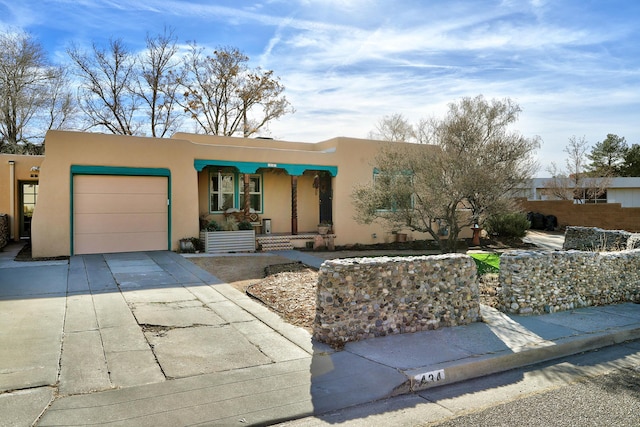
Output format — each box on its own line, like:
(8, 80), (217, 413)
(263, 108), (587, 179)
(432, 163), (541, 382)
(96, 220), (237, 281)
(373, 167), (412, 176)
(194, 159), (338, 177)
(208, 169), (264, 214)
(69, 165), (172, 255)
(372, 168), (415, 212)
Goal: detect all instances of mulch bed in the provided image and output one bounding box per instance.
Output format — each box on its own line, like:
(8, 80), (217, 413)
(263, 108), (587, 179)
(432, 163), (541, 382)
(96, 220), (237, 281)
(246, 261), (502, 332)
(14, 242), (69, 262)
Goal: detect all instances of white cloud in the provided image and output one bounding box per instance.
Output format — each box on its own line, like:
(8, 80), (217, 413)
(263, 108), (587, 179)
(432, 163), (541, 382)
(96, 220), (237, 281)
(2, 0), (640, 173)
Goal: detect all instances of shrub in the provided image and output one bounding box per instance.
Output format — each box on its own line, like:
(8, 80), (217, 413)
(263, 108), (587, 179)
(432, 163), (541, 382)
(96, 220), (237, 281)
(222, 216), (238, 231)
(238, 220), (253, 230)
(205, 220), (221, 231)
(485, 212), (530, 239)
(179, 237), (203, 253)
(189, 237), (204, 252)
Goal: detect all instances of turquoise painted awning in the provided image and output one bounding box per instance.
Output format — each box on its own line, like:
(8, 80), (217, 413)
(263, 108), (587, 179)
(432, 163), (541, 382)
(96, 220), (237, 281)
(194, 159), (338, 176)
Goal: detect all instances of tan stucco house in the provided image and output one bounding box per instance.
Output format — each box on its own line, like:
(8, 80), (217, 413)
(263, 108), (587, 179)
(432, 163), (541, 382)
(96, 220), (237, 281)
(2, 130), (455, 258)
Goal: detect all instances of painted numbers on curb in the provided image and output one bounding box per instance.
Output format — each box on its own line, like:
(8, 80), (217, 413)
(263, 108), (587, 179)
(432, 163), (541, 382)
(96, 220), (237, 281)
(414, 369), (445, 386)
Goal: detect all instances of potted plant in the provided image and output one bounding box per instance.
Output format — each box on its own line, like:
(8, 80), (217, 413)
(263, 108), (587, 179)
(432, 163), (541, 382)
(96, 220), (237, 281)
(178, 237), (204, 253)
(317, 222), (332, 235)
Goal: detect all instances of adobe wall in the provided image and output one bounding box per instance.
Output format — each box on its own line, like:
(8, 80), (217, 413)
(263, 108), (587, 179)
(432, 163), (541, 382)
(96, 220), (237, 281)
(314, 254), (480, 346)
(500, 249), (640, 315)
(517, 198), (640, 232)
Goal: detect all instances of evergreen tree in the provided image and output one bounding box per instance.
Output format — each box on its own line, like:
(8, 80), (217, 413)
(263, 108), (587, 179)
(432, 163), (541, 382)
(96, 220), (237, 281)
(620, 144), (640, 177)
(587, 134), (627, 176)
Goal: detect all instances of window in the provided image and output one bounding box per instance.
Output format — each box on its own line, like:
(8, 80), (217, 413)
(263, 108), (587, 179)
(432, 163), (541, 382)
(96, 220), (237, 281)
(239, 174), (262, 212)
(22, 182), (38, 217)
(209, 170), (263, 213)
(373, 170), (413, 211)
(575, 188), (607, 204)
(210, 172), (235, 212)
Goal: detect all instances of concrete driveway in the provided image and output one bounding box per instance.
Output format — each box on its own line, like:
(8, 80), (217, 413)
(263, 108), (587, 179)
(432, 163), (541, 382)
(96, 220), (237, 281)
(0, 247), (312, 425)
(0, 246), (404, 426)
(523, 230), (565, 250)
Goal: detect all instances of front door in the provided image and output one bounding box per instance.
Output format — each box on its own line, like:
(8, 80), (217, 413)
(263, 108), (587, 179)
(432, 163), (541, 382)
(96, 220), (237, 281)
(19, 181), (38, 239)
(319, 173), (332, 224)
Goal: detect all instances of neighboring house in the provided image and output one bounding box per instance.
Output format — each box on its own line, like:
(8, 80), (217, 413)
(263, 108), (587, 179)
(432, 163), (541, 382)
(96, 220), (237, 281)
(0, 154), (44, 245)
(518, 177), (640, 207)
(25, 130), (463, 258)
(515, 177), (640, 232)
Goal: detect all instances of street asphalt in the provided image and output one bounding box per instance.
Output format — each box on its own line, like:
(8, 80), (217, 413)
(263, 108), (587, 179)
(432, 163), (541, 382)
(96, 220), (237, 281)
(2, 231), (640, 426)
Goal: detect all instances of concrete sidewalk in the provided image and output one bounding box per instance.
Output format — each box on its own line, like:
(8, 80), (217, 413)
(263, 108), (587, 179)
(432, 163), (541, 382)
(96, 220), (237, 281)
(2, 244), (640, 426)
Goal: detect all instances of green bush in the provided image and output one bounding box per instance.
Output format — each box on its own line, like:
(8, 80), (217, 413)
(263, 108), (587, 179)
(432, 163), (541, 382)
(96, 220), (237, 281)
(189, 237), (204, 252)
(205, 220), (221, 231)
(485, 212), (530, 239)
(238, 220), (254, 230)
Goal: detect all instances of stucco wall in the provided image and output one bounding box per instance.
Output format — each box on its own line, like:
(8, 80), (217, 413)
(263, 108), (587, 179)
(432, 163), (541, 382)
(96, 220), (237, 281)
(32, 131), (200, 257)
(31, 131), (471, 257)
(190, 135), (392, 244)
(0, 154), (44, 241)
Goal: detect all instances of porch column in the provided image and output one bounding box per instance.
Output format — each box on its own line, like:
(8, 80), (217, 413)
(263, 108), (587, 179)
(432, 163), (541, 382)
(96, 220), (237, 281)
(291, 175), (298, 235)
(8, 160), (15, 240)
(243, 173), (251, 217)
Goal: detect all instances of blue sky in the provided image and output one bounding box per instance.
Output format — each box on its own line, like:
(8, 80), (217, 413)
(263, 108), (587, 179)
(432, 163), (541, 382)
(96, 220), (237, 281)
(2, 0), (640, 172)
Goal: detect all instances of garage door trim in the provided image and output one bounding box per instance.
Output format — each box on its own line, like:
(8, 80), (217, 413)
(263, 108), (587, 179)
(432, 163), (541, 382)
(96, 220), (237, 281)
(70, 165), (172, 255)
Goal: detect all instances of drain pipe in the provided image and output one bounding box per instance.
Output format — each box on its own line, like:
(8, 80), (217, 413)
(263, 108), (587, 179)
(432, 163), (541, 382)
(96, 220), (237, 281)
(8, 160), (15, 240)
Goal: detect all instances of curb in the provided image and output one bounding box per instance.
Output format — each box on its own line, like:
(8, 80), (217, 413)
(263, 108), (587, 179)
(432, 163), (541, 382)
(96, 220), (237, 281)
(401, 325), (640, 394)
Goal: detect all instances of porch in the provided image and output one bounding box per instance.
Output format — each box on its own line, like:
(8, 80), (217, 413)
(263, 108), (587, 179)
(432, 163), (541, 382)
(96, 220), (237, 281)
(194, 159), (338, 242)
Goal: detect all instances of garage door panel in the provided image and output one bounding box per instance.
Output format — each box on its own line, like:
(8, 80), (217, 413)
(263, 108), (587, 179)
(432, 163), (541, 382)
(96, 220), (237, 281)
(74, 193), (167, 214)
(74, 232), (168, 255)
(75, 175), (167, 194)
(73, 175), (169, 254)
(74, 213), (168, 234)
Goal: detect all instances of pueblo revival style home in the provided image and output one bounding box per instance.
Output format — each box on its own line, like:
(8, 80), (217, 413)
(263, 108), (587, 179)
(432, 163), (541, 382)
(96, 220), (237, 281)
(3, 130), (468, 258)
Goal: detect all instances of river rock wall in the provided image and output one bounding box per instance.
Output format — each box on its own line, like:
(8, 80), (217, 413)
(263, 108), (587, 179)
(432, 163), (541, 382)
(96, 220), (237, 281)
(563, 226), (637, 251)
(0, 214), (8, 249)
(313, 254), (480, 346)
(500, 249), (640, 315)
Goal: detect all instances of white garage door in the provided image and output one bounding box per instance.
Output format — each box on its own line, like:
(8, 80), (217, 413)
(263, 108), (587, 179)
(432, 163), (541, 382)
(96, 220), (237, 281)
(73, 175), (168, 255)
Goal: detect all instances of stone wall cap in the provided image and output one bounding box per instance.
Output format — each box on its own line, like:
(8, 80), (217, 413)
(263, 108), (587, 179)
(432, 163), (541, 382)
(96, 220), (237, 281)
(321, 253), (470, 267)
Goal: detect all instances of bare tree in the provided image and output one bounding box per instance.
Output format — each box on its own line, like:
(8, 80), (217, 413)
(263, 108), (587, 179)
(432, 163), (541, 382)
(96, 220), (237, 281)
(68, 39), (140, 135)
(368, 113), (416, 142)
(133, 27), (182, 137)
(177, 44), (292, 137)
(353, 95), (539, 253)
(544, 136), (610, 202)
(413, 118), (432, 144)
(41, 66), (77, 136)
(0, 31), (56, 153)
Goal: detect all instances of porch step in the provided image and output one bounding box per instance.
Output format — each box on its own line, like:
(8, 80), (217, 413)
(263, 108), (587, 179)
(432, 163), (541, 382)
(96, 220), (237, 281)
(256, 233), (336, 252)
(256, 235), (294, 251)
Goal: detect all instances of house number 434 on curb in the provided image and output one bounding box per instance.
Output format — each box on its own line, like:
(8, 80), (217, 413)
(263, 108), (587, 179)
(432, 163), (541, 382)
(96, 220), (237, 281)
(414, 369), (445, 386)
